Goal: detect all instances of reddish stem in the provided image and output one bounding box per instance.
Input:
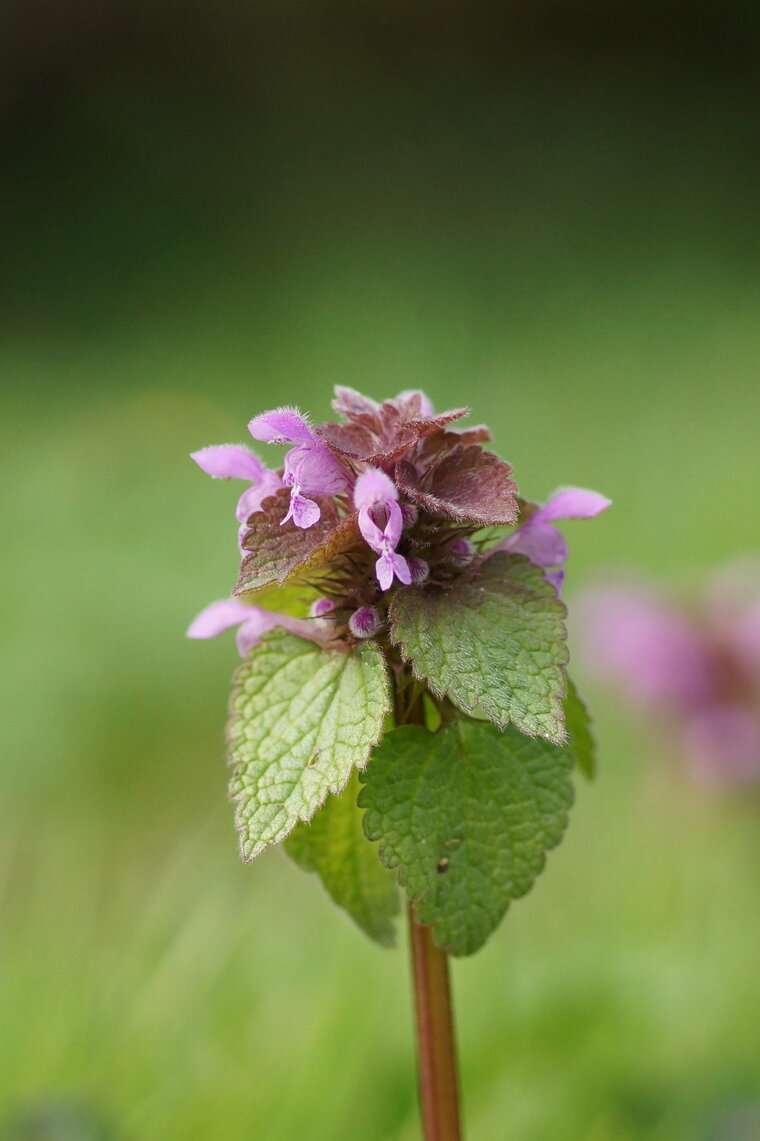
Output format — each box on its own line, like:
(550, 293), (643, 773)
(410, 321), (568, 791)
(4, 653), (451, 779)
(408, 902), (463, 1141)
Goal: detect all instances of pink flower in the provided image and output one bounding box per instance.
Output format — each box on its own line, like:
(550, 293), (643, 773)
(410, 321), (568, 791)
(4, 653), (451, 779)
(353, 467), (412, 591)
(191, 444), (284, 549)
(576, 586), (713, 709)
(186, 598), (322, 657)
(498, 487), (612, 592)
(248, 406), (349, 529)
(577, 563), (760, 785)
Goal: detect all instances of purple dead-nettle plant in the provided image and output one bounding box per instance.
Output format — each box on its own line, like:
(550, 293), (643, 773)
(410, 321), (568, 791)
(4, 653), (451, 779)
(188, 386), (610, 1140)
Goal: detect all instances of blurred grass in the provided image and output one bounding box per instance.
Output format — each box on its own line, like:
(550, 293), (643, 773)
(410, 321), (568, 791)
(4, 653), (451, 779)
(2, 9), (760, 1138)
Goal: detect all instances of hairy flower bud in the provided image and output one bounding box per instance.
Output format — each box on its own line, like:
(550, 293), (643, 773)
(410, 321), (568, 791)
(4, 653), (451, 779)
(447, 538), (475, 567)
(349, 606), (380, 639)
(407, 557), (430, 584)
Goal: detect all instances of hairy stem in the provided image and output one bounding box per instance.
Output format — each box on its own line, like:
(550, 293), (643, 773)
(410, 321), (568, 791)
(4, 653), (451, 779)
(408, 903), (463, 1141)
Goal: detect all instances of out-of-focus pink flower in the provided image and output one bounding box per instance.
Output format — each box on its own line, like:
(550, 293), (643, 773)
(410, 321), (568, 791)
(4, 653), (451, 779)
(498, 487), (612, 593)
(577, 586), (713, 709)
(187, 599), (321, 657)
(577, 564), (760, 785)
(353, 467), (412, 591)
(248, 406), (349, 529)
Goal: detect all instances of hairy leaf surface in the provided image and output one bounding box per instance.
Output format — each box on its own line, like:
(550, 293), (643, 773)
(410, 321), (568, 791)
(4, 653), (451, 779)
(235, 489), (361, 594)
(227, 630), (390, 860)
(286, 771), (400, 946)
(390, 553), (568, 742)
(360, 720), (574, 955)
(396, 445), (518, 526)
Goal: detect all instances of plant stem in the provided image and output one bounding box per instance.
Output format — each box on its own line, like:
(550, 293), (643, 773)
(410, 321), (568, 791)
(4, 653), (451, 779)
(408, 902), (463, 1141)
(394, 676), (463, 1139)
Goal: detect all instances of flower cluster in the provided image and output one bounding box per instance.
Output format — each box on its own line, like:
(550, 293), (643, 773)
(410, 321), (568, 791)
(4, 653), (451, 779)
(576, 561), (760, 784)
(188, 386), (610, 653)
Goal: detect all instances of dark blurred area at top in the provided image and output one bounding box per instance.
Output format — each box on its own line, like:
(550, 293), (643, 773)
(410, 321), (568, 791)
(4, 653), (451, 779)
(2, 0), (759, 340)
(5, 0), (760, 123)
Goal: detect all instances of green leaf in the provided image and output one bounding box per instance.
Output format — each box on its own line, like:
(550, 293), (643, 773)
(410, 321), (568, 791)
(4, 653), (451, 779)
(227, 630), (391, 860)
(360, 719), (574, 956)
(235, 489), (362, 595)
(565, 677), (597, 780)
(390, 553), (569, 743)
(285, 771), (400, 946)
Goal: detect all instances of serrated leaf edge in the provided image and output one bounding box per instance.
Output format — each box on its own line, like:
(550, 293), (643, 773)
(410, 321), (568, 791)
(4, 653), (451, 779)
(226, 631), (391, 861)
(388, 555), (570, 745)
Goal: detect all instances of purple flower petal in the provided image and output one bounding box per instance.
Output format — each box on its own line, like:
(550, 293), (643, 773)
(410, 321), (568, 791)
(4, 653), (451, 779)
(358, 505), (386, 552)
(537, 487), (612, 523)
(186, 598), (256, 639)
(375, 553), (395, 591)
(391, 551), (412, 585)
(188, 598), (327, 656)
(235, 609), (286, 656)
(284, 441), (348, 497)
(191, 444), (266, 481)
(545, 568), (565, 593)
(505, 521), (569, 568)
(235, 470), (285, 522)
(283, 491), (321, 529)
(384, 499), (404, 548)
(353, 467), (399, 510)
(248, 406), (313, 445)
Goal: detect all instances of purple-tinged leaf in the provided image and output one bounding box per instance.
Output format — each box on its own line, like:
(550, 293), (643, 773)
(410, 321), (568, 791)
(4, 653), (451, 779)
(235, 488), (362, 594)
(396, 444), (518, 526)
(331, 386), (381, 418)
(316, 404), (469, 466)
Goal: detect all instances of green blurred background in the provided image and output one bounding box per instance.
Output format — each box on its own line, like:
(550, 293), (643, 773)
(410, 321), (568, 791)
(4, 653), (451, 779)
(2, 3), (759, 1138)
